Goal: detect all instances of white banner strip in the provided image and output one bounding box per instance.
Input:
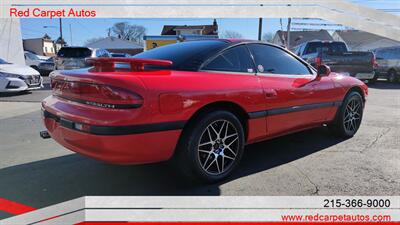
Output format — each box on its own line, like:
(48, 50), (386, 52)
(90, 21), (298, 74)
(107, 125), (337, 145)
(1, 1), (399, 41)
(85, 196), (400, 209)
(1, 196), (399, 224)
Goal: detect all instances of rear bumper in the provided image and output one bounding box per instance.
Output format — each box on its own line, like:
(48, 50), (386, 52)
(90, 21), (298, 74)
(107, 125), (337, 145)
(354, 71), (375, 80)
(43, 110), (183, 165)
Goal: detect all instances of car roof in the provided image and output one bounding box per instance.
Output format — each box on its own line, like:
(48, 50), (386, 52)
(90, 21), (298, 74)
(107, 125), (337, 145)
(195, 39), (284, 49)
(373, 46), (400, 51)
(306, 40), (344, 44)
(60, 46), (94, 50)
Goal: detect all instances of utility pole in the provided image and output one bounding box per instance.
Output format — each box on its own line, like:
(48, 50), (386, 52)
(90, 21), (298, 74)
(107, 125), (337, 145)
(286, 17), (291, 49)
(69, 24), (73, 46)
(258, 18), (263, 41)
(59, 18), (63, 46)
(258, 4), (263, 41)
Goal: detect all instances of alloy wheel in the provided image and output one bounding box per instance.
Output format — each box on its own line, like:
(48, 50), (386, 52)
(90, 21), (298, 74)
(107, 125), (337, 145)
(197, 119), (239, 175)
(343, 98), (362, 134)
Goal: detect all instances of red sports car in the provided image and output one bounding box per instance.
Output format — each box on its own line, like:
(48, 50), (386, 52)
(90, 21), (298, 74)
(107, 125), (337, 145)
(41, 40), (368, 182)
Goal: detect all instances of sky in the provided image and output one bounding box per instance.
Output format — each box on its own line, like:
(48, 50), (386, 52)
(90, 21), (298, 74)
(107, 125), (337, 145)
(20, 0), (400, 46)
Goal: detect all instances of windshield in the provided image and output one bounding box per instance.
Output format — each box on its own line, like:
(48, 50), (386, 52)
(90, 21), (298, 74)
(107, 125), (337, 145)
(57, 47), (92, 58)
(133, 40), (229, 71)
(25, 52), (40, 60)
(0, 58), (9, 64)
(305, 42), (347, 55)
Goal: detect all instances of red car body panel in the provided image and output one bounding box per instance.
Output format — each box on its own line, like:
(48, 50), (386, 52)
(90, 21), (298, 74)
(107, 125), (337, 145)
(42, 41), (368, 165)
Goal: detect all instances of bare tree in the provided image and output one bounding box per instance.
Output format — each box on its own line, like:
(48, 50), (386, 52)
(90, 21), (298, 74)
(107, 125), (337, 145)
(262, 32), (274, 42)
(220, 30), (243, 39)
(111, 22), (146, 44)
(84, 37), (105, 46)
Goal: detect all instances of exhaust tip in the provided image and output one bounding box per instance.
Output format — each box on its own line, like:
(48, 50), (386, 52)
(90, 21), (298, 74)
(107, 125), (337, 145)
(40, 130), (51, 139)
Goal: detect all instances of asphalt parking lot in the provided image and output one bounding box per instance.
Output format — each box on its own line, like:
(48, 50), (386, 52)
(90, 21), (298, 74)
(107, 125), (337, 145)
(0, 78), (399, 220)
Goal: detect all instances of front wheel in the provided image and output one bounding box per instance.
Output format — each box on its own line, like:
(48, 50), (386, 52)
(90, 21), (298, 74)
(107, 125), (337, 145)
(175, 111), (245, 183)
(329, 92), (364, 138)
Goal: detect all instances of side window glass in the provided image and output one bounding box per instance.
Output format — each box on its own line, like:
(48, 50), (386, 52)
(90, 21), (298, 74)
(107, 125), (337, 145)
(26, 53), (34, 60)
(247, 44), (311, 75)
(293, 46), (299, 56)
(203, 45), (254, 73)
(300, 44), (306, 56)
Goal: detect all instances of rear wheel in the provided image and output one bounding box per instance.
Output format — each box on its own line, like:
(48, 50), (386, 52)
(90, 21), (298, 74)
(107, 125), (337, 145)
(329, 92), (364, 138)
(175, 111), (245, 183)
(388, 70), (398, 83)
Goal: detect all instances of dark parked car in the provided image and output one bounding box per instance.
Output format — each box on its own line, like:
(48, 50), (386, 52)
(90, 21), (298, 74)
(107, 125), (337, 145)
(373, 46), (400, 83)
(55, 47), (110, 70)
(293, 41), (376, 82)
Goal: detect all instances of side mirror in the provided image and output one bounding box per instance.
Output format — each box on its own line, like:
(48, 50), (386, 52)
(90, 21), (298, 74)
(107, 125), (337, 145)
(317, 64), (331, 77)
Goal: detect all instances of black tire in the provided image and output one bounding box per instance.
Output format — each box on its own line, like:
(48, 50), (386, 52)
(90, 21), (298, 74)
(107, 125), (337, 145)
(387, 70), (398, 83)
(370, 72), (378, 84)
(174, 110), (245, 183)
(31, 65), (39, 72)
(329, 92), (364, 138)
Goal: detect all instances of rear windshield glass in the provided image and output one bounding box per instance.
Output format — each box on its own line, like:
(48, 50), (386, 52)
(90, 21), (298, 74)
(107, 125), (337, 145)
(305, 42), (347, 55)
(57, 48), (92, 58)
(133, 40), (229, 71)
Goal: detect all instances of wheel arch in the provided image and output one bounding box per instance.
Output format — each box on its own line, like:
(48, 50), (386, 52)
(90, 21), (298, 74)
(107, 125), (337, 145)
(345, 86), (365, 102)
(183, 101), (249, 141)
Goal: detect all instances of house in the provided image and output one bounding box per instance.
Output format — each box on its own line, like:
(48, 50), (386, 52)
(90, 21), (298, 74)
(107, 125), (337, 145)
(272, 30), (333, 49)
(86, 36), (143, 55)
(142, 19), (219, 51)
(332, 30), (400, 51)
(143, 34), (218, 50)
(161, 19), (218, 36)
(23, 35), (56, 56)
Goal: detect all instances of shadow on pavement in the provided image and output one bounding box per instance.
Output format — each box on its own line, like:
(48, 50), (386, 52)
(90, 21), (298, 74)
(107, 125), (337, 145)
(368, 81), (400, 90)
(0, 127), (343, 211)
(0, 91), (32, 98)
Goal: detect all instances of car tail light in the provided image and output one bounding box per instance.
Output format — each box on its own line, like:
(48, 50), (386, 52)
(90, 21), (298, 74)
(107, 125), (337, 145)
(315, 57), (322, 67)
(372, 55), (378, 69)
(86, 57), (173, 72)
(51, 79), (143, 109)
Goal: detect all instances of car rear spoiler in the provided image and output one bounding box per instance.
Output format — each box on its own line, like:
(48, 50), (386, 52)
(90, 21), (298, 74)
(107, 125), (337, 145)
(86, 57), (173, 72)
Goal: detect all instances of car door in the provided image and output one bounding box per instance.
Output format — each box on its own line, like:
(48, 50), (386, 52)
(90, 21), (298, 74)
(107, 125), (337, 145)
(201, 44), (267, 140)
(246, 43), (337, 137)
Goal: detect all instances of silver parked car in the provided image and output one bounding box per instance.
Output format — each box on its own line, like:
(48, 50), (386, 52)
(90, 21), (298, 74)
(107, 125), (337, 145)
(55, 47), (110, 70)
(373, 46), (400, 83)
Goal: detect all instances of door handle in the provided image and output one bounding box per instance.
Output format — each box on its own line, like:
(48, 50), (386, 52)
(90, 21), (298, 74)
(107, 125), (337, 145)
(265, 89), (277, 98)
